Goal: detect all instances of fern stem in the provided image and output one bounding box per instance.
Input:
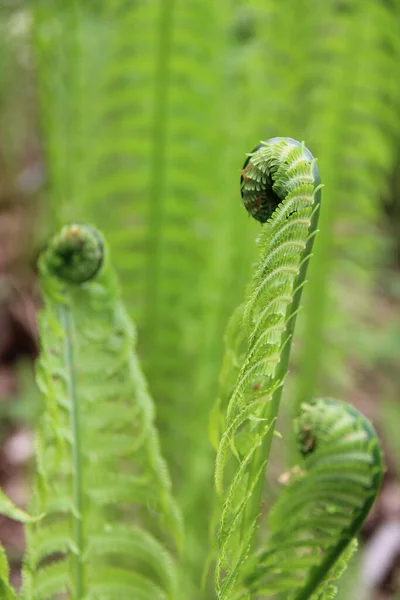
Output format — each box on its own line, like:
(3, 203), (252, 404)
(61, 305), (84, 599)
(291, 174), (334, 424)
(294, 532), (362, 600)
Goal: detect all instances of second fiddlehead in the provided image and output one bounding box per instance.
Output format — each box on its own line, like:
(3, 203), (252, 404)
(21, 224), (182, 600)
(243, 398), (384, 600)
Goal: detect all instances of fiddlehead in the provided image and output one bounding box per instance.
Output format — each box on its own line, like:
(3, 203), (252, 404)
(213, 138), (322, 598)
(243, 398), (384, 600)
(240, 137), (320, 223)
(21, 224), (182, 600)
(41, 224), (104, 284)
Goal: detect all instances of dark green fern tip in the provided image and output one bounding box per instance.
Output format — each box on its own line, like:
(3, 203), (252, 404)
(41, 224), (104, 284)
(240, 136), (320, 223)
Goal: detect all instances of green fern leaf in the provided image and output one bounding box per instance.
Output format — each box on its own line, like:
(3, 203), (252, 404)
(213, 137), (321, 598)
(309, 540), (357, 600)
(20, 224), (182, 600)
(243, 399), (383, 600)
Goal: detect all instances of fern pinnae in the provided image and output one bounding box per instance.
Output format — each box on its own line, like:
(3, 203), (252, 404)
(243, 399), (383, 600)
(214, 137), (321, 596)
(21, 224), (181, 600)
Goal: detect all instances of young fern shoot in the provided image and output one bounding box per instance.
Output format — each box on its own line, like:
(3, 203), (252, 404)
(243, 399), (383, 600)
(21, 225), (182, 600)
(213, 138), (384, 600)
(213, 137), (322, 598)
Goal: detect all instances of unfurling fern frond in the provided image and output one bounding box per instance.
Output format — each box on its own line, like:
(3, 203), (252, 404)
(213, 137), (322, 598)
(21, 224), (182, 600)
(243, 398), (383, 600)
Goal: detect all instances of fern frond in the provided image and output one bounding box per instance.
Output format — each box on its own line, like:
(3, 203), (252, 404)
(21, 224), (182, 600)
(30, 6), (258, 581)
(213, 137), (321, 597)
(242, 399), (383, 600)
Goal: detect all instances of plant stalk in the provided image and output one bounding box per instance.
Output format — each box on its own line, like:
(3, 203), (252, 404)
(61, 305), (84, 599)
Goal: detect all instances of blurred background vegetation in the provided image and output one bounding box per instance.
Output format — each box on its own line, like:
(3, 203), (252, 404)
(0, 1), (399, 598)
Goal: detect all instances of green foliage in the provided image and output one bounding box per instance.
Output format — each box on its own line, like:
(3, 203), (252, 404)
(212, 139), (384, 600)
(21, 224), (181, 600)
(30, 3), (259, 576)
(213, 137), (322, 598)
(243, 399), (382, 599)
(0, 0), (397, 598)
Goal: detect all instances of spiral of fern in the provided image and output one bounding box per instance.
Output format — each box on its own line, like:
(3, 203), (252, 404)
(41, 224), (104, 284)
(240, 137), (320, 223)
(242, 398), (384, 600)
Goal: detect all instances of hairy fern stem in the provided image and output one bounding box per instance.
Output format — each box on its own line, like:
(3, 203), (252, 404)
(241, 139), (321, 545)
(245, 184), (321, 546)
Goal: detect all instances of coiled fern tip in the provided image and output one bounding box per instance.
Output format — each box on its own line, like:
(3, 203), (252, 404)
(40, 224), (104, 284)
(240, 137), (321, 223)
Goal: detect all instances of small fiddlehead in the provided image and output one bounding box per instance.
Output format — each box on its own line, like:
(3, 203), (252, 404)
(213, 138), (322, 598)
(243, 398), (384, 600)
(22, 224), (182, 600)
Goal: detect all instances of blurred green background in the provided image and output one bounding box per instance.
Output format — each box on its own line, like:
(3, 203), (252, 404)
(0, 1), (399, 598)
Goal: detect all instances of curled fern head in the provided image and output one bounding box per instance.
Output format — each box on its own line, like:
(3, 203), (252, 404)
(41, 224), (104, 284)
(243, 398), (384, 600)
(240, 137), (321, 222)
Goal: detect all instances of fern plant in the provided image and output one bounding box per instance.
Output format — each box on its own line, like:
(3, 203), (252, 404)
(212, 138), (384, 600)
(212, 137), (321, 595)
(30, 4), (260, 577)
(0, 224), (182, 600)
(0, 136), (385, 600)
(243, 399), (383, 600)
